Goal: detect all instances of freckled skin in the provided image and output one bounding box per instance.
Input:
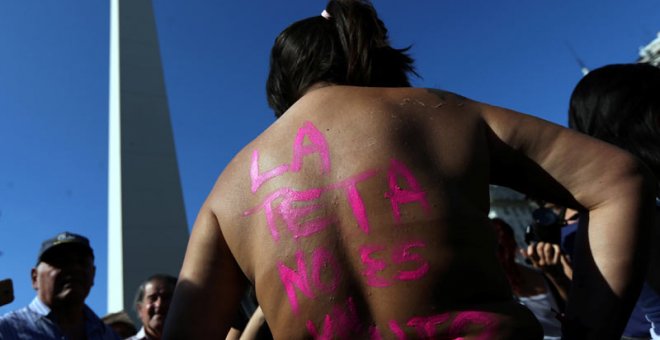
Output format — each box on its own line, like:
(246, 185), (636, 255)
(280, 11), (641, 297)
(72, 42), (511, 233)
(165, 86), (655, 340)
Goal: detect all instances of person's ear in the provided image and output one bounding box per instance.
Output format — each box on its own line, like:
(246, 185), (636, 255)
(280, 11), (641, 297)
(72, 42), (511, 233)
(91, 265), (96, 286)
(31, 267), (38, 290)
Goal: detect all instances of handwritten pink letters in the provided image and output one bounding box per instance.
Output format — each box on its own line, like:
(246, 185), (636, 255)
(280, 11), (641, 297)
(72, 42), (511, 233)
(244, 121), (495, 338)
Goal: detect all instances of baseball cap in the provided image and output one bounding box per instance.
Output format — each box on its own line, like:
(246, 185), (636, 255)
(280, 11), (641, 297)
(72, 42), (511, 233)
(37, 231), (94, 264)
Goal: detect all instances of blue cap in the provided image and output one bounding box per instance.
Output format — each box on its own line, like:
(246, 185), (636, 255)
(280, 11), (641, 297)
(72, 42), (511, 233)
(37, 231), (94, 264)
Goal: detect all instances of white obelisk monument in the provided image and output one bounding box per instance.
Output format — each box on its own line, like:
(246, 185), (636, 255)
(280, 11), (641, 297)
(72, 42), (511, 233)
(108, 0), (189, 318)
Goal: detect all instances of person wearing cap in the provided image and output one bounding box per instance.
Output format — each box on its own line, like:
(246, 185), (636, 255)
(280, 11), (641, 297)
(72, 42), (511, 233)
(0, 231), (120, 340)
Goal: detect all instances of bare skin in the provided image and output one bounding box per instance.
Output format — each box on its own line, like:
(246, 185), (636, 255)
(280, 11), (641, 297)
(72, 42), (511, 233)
(239, 306), (266, 340)
(164, 86), (655, 339)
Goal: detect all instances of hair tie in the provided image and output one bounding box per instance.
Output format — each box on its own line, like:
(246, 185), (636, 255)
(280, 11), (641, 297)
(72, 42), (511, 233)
(321, 9), (331, 19)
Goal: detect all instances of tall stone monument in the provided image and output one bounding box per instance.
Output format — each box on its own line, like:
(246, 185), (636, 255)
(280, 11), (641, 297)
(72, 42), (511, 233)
(108, 0), (189, 318)
(638, 32), (660, 67)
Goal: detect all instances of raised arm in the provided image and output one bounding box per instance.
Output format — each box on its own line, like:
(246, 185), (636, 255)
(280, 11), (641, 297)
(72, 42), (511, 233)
(479, 102), (656, 339)
(163, 204), (248, 340)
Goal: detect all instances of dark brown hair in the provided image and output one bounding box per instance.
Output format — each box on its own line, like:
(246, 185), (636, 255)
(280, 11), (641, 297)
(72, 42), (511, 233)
(266, 0), (417, 118)
(569, 63), (660, 179)
(133, 273), (177, 310)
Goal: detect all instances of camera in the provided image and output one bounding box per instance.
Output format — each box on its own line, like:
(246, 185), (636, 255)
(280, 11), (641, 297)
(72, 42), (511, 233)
(0, 278), (13, 307)
(524, 207), (564, 244)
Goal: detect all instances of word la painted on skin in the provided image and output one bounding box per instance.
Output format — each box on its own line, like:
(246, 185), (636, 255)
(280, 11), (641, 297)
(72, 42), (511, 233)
(250, 121), (330, 193)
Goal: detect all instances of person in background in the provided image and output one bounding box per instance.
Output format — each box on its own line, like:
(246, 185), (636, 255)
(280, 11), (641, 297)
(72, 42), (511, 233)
(102, 311), (138, 338)
(524, 242), (573, 305)
(127, 274), (176, 340)
(163, 1), (656, 339)
(0, 231), (120, 339)
(492, 218), (565, 339)
(522, 201), (574, 303)
(568, 63), (660, 340)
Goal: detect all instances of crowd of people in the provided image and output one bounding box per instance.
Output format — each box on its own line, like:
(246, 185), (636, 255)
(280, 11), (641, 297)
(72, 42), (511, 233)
(1, 0), (658, 339)
(0, 232), (270, 339)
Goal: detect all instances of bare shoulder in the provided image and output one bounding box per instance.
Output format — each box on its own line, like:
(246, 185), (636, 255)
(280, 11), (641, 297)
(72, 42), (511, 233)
(297, 85), (470, 109)
(193, 136), (255, 216)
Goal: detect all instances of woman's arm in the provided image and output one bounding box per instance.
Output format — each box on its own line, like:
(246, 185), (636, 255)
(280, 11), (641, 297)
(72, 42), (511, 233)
(480, 102), (656, 339)
(163, 205), (248, 340)
(239, 306), (266, 340)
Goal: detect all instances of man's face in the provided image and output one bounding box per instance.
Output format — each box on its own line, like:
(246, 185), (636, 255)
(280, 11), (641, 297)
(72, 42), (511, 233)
(137, 279), (174, 339)
(31, 245), (95, 308)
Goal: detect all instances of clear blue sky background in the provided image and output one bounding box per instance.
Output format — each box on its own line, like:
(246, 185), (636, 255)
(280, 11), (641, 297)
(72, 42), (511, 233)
(1, 0), (659, 317)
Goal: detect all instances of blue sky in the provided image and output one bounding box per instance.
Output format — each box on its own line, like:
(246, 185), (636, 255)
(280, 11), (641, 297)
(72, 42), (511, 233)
(1, 0), (659, 317)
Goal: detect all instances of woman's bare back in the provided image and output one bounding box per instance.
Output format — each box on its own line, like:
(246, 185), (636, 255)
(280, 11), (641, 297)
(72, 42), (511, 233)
(214, 86), (542, 339)
(165, 83), (653, 340)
